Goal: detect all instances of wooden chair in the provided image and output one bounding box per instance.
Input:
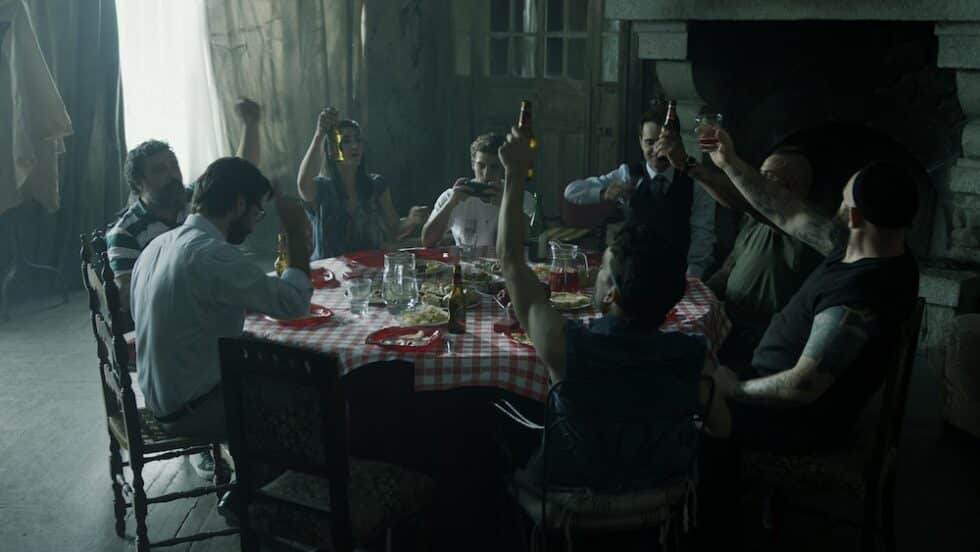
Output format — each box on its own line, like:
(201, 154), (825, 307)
(218, 337), (434, 552)
(506, 380), (701, 551)
(80, 233), (236, 551)
(741, 298), (926, 551)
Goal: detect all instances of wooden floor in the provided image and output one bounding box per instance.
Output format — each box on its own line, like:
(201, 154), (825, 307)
(1, 289), (978, 551)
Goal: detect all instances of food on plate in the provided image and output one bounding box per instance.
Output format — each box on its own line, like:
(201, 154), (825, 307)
(416, 259), (450, 277)
(549, 292), (592, 311)
(462, 266), (494, 284)
(529, 263), (550, 283)
(380, 330), (435, 347)
(420, 281), (481, 309)
(473, 258), (502, 275)
(399, 305), (450, 326)
(508, 330), (534, 348)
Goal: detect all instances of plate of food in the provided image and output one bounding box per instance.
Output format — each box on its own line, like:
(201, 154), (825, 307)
(529, 263), (551, 283)
(419, 282), (481, 310)
(264, 304), (334, 327)
(505, 328), (535, 350)
(416, 258), (451, 278)
(399, 305), (450, 327)
(365, 326), (443, 352)
(549, 292), (592, 312)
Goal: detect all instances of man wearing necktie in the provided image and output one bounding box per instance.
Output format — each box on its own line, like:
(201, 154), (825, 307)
(565, 106), (716, 278)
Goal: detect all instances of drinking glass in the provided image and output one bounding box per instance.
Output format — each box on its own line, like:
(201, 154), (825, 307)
(694, 113), (724, 147)
(459, 219), (479, 261)
(403, 276), (420, 309)
(383, 252), (416, 314)
(347, 278), (372, 316)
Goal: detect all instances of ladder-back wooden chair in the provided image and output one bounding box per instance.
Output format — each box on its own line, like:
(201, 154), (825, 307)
(741, 298), (925, 551)
(80, 232), (236, 551)
(219, 336), (434, 552)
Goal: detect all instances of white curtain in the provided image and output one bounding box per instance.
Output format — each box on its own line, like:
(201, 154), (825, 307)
(115, 0), (228, 183)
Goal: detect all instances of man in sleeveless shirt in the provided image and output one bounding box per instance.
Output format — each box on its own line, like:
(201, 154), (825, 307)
(564, 106), (717, 278)
(701, 129), (920, 451)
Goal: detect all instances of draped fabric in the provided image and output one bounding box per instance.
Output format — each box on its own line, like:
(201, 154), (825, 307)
(204, 0), (365, 253)
(0, 0), (126, 300)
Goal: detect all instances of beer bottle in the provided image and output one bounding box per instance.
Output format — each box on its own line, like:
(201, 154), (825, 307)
(448, 264), (466, 334)
(528, 192), (544, 239)
(274, 233), (288, 276)
(517, 100), (535, 180)
(664, 100), (680, 133)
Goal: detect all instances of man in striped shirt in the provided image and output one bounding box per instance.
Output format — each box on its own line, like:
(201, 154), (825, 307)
(107, 99), (262, 316)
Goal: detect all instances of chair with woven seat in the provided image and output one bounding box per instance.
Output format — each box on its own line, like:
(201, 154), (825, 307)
(80, 233), (236, 551)
(505, 380), (701, 551)
(218, 336), (434, 552)
(741, 298), (925, 551)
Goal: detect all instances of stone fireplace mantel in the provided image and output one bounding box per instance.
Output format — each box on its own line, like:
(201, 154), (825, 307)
(606, 0), (980, 359)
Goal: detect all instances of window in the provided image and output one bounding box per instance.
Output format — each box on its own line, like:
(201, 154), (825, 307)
(486, 0), (593, 81)
(544, 0), (588, 80)
(488, 0), (538, 78)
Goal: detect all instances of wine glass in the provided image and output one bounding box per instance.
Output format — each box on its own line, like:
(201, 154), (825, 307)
(694, 113), (724, 147)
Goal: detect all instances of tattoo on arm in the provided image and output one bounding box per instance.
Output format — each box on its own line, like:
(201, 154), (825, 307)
(801, 305), (880, 379)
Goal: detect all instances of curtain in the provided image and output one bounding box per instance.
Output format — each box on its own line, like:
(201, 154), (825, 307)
(115, 0), (228, 184)
(0, 0), (126, 301)
(204, 0), (364, 254)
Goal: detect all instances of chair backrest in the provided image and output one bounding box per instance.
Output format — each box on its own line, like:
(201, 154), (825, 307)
(80, 232), (143, 450)
(218, 337), (352, 548)
(865, 297), (924, 506)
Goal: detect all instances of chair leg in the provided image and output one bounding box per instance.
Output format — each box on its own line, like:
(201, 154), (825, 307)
(108, 436), (126, 537)
(131, 458), (151, 552)
(212, 442), (230, 495)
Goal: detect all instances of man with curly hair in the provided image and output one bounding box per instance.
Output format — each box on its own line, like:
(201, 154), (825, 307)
(421, 132), (534, 248)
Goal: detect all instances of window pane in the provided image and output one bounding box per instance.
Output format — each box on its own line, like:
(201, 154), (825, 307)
(546, 37), (563, 77)
(567, 38), (586, 80)
(513, 37), (536, 77)
(568, 0), (587, 32)
(490, 38), (509, 75)
(490, 0), (509, 32)
(513, 0), (538, 32)
(601, 34), (618, 82)
(546, 0), (563, 32)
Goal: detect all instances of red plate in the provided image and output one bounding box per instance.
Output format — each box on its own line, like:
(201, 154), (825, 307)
(505, 328), (535, 350)
(311, 267), (339, 288)
(265, 304), (334, 327)
(365, 326), (444, 352)
(341, 250), (389, 269)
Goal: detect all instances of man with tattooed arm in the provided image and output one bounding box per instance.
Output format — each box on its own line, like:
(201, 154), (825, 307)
(701, 128), (919, 451)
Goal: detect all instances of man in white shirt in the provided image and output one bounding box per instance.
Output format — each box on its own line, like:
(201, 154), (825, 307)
(131, 157), (313, 443)
(421, 132), (534, 248)
(564, 107), (716, 278)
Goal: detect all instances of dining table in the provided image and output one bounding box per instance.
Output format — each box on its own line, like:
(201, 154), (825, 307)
(242, 249), (732, 403)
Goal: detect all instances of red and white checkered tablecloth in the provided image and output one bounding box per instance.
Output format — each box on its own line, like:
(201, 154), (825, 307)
(243, 257), (731, 402)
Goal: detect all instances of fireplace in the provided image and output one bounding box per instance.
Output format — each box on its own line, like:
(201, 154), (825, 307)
(608, 1), (980, 361)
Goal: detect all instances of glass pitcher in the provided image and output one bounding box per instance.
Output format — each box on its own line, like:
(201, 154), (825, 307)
(382, 252), (416, 314)
(547, 241), (588, 293)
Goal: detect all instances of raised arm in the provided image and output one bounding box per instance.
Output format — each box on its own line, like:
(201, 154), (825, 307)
(702, 129), (846, 256)
(714, 305), (879, 407)
(233, 98), (261, 167)
(658, 126), (756, 214)
(564, 164), (632, 205)
(297, 109), (335, 203)
(498, 126), (567, 381)
(421, 180), (469, 247)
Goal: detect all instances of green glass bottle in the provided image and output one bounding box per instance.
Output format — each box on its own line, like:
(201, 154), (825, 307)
(528, 192), (544, 240)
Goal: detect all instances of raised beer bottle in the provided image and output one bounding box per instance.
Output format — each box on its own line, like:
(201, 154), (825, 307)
(518, 100), (535, 180)
(274, 233), (289, 276)
(448, 264), (466, 334)
(664, 100), (680, 133)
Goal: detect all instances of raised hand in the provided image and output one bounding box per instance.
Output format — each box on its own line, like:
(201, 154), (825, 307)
(602, 179), (632, 203)
(407, 205), (431, 226)
(450, 177), (474, 204)
(656, 126), (688, 170)
(316, 107), (339, 138)
(234, 97), (261, 126)
(498, 125), (534, 177)
(700, 127), (736, 169)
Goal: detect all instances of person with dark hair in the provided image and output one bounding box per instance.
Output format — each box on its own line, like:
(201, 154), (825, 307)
(131, 157), (312, 450)
(420, 132), (535, 248)
(564, 104), (716, 277)
(499, 125), (710, 488)
(701, 127), (920, 451)
(297, 109), (430, 259)
(106, 98), (263, 317)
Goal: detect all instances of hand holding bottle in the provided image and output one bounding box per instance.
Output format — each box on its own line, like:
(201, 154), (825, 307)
(316, 107), (339, 138)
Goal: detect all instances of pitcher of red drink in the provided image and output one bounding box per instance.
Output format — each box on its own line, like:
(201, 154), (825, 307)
(547, 241), (588, 292)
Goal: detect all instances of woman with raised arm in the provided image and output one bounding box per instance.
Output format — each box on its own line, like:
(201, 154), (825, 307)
(297, 109), (429, 259)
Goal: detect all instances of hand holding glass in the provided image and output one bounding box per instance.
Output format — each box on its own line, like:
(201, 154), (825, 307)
(694, 114), (723, 147)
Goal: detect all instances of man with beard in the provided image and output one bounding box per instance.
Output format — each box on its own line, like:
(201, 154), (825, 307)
(498, 125), (710, 489)
(701, 128), (920, 451)
(564, 105), (716, 277)
(131, 157), (312, 444)
(107, 98), (262, 312)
